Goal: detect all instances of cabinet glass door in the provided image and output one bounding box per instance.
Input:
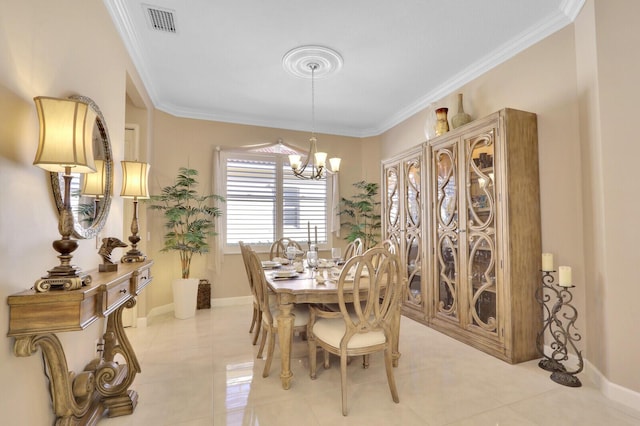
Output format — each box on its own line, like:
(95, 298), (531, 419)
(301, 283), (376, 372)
(465, 130), (497, 333)
(404, 158), (422, 307)
(384, 165), (401, 251)
(434, 144), (459, 321)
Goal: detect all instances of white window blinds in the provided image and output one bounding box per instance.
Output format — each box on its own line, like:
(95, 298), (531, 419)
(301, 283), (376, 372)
(224, 152), (327, 247)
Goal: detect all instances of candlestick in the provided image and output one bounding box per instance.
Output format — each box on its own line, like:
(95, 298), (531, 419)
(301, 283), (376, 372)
(535, 271), (566, 374)
(536, 270), (583, 387)
(558, 266), (572, 287)
(542, 253), (554, 271)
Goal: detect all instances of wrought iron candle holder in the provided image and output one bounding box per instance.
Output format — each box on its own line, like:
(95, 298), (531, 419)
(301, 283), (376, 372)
(535, 270), (583, 387)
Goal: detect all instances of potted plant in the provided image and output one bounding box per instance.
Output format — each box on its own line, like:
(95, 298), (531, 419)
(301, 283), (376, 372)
(148, 167), (224, 319)
(339, 180), (381, 250)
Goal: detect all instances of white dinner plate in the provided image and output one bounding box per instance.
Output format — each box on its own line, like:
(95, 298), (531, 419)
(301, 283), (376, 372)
(261, 260), (281, 269)
(272, 270), (298, 279)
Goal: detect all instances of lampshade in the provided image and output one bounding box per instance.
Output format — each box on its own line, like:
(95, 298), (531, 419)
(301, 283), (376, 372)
(314, 152), (327, 168)
(288, 154), (302, 170)
(121, 161), (150, 199)
(329, 157), (341, 172)
(81, 159), (106, 196)
(33, 96), (97, 173)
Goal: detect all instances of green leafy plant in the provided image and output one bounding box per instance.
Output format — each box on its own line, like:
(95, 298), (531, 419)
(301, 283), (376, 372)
(147, 167), (225, 279)
(339, 180), (381, 250)
(75, 202), (95, 225)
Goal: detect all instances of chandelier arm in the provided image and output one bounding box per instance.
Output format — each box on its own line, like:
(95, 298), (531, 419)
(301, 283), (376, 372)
(287, 59), (335, 180)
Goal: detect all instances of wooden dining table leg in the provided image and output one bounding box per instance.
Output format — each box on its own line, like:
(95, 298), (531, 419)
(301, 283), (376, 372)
(276, 297), (295, 389)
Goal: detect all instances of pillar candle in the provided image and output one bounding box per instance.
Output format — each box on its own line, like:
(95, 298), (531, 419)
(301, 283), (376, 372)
(558, 266), (572, 287)
(542, 253), (554, 271)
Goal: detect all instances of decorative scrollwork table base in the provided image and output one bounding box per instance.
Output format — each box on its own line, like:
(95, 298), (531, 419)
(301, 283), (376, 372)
(8, 260), (153, 425)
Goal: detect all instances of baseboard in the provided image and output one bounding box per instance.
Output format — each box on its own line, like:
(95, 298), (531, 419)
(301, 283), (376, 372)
(585, 359), (640, 411)
(147, 303), (175, 319)
(541, 345), (640, 411)
(146, 296), (252, 320)
(212, 296), (252, 307)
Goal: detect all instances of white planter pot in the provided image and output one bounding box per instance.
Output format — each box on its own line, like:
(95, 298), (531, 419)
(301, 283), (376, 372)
(172, 278), (199, 319)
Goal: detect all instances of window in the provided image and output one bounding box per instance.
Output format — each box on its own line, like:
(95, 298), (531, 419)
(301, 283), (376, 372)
(223, 150), (328, 249)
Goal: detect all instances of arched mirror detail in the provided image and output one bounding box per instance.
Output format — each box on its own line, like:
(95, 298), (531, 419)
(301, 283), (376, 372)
(50, 95), (113, 239)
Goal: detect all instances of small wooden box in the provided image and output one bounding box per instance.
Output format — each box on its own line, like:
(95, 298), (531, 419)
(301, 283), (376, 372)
(197, 279), (211, 309)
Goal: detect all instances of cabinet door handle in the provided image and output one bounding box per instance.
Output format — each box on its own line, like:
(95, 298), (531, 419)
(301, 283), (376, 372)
(119, 289), (127, 294)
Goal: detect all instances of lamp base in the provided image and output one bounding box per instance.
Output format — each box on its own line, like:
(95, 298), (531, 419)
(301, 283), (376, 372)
(121, 250), (146, 263)
(550, 371), (582, 387)
(34, 270), (92, 292)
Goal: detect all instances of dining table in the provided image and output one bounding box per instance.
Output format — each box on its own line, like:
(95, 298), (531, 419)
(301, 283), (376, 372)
(264, 263), (401, 390)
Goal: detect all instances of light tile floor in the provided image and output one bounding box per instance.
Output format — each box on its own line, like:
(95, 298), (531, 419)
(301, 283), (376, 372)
(102, 304), (640, 425)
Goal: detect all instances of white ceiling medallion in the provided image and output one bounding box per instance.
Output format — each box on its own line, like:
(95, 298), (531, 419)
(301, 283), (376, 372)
(282, 45), (344, 79)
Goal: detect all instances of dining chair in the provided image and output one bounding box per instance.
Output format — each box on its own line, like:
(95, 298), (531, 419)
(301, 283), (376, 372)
(375, 238), (398, 254)
(307, 247), (405, 416)
(321, 241), (399, 331)
(269, 237), (303, 260)
(343, 237), (364, 260)
(239, 241), (262, 345)
(246, 247), (310, 378)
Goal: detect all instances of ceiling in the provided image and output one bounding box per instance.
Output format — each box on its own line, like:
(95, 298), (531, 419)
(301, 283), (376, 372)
(104, 0), (584, 138)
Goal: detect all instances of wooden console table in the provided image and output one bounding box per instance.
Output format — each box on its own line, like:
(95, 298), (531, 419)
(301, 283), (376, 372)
(7, 260), (153, 425)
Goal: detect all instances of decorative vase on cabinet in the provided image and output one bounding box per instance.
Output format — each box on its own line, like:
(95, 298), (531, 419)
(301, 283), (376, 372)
(435, 107), (449, 136)
(428, 108), (541, 364)
(451, 93), (472, 129)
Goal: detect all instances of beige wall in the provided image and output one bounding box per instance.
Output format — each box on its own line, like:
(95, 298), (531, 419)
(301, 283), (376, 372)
(378, 0), (640, 397)
(380, 24), (586, 338)
(0, 0), (152, 423)
(576, 0), (640, 396)
(144, 111), (379, 305)
(1, 1), (638, 423)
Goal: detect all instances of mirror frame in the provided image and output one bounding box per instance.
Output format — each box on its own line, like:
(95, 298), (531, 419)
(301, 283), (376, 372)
(50, 95), (113, 239)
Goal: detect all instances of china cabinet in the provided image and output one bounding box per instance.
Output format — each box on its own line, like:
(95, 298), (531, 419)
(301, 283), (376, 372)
(382, 146), (426, 322)
(381, 108), (541, 363)
(429, 108), (541, 363)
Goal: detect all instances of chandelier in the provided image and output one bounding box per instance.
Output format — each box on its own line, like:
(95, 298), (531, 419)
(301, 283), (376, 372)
(283, 46), (342, 180)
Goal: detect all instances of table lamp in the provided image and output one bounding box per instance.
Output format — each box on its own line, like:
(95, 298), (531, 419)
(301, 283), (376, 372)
(120, 160), (150, 263)
(81, 159), (106, 223)
(33, 96), (97, 292)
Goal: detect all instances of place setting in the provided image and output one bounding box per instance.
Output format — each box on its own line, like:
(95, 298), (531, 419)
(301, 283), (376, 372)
(261, 260), (282, 269)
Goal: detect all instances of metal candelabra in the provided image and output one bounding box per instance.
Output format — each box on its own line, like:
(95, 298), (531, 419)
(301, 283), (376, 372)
(535, 270), (583, 387)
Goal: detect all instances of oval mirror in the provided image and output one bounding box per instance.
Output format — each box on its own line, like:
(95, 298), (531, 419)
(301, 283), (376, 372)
(50, 95), (113, 239)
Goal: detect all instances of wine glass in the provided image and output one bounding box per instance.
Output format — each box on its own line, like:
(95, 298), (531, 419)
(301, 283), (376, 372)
(307, 250), (318, 273)
(285, 245), (297, 264)
(331, 247), (342, 264)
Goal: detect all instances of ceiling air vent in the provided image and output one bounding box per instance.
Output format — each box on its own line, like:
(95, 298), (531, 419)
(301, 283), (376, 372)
(144, 5), (177, 33)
